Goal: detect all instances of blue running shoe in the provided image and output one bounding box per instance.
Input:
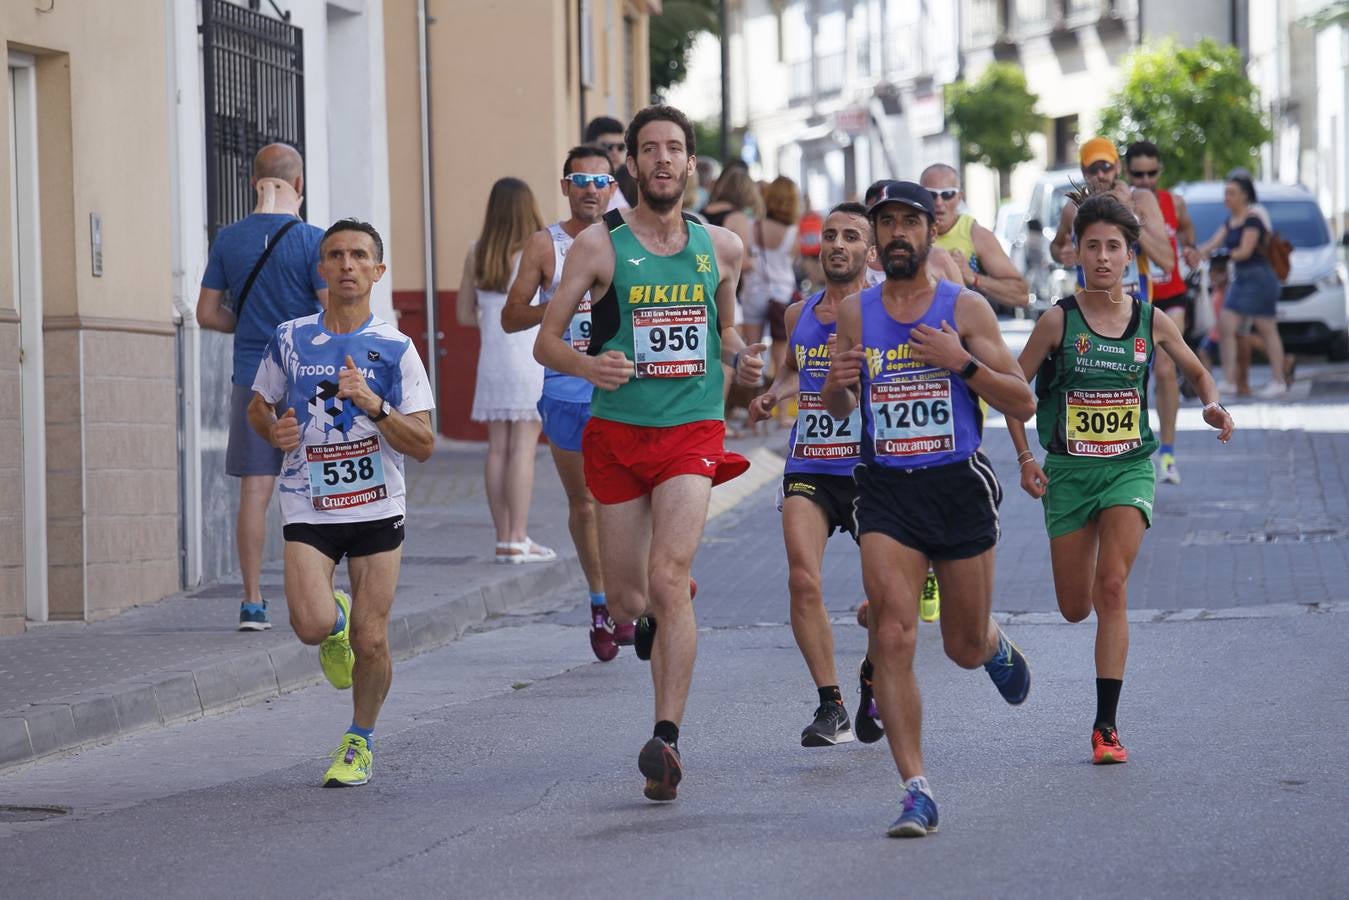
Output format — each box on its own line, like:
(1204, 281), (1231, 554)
(984, 630), (1030, 705)
(887, 785), (939, 837)
(238, 601), (270, 632)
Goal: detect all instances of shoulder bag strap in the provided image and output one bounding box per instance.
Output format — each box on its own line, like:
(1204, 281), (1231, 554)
(234, 219), (301, 317)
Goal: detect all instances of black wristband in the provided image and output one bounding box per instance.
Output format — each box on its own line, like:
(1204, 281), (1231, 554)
(958, 357), (979, 379)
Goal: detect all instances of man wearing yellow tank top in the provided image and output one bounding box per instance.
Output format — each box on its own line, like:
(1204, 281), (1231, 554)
(919, 164), (1029, 311)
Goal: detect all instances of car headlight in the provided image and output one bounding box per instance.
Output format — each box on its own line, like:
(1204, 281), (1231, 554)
(1316, 266), (1346, 292)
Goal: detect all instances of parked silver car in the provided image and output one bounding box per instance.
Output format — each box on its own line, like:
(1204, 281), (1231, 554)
(1175, 181), (1348, 360)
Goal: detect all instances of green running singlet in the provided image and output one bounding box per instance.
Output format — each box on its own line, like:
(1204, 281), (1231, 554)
(587, 209), (724, 427)
(1035, 294), (1157, 465)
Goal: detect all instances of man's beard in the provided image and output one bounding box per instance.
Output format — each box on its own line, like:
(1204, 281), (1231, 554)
(881, 238), (929, 280)
(824, 255), (865, 285)
(637, 167), (687, 213)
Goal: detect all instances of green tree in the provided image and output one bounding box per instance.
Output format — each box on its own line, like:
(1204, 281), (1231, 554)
(946, 63), (1043, 203)
(649, 0), (718, 99)
(1098, 38), (1271, 186)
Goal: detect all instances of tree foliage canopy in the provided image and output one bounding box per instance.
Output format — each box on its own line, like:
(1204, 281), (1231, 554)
(946, 63), (1043, 177)
(1098, 38), (1271, 187)
(649, 0), (718, 99)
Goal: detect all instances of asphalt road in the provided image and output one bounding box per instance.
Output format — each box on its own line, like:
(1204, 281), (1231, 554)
(3, 348), (1348, 898)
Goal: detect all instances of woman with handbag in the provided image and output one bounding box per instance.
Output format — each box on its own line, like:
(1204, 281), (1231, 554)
(1186, 174), (1289, 399)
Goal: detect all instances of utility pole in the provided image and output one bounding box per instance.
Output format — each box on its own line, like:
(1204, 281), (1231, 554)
(719, 0), (730, 164)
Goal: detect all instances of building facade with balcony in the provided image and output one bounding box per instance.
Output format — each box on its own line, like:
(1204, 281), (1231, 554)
(667, 0), (960, 207)
(959, 0), (1235, 220)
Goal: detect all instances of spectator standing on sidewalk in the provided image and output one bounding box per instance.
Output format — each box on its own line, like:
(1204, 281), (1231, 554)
(196, 142), (327, 632)
(457, 177), (555, 563)
(741, 175), (803, 422)
(1187, 174), (1290, 399)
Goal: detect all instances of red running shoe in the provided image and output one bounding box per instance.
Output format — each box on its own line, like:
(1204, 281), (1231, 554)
(613, 619), (636, 645)
(1091, 724), (1129, 765)
(589, 605), (619, 662)
(638, 736), (683, 801)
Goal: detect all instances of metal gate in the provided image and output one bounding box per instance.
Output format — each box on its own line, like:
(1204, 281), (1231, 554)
(201, 0), (305, 241)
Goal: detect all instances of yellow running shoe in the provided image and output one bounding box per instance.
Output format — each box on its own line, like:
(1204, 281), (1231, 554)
(323, 734), (372, 787)
(319, 589), (354, 690)
(919, 571), (940, 623)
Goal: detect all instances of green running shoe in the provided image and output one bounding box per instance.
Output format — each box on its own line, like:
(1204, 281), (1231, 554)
(919, 571), (940, 623)
(323, 734), (372, 787)
(320, 590), (354, 690)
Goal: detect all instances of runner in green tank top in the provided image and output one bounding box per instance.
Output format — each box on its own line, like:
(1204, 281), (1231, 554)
(1007, 189), (1234, 766)
(534, 105), (765, 803)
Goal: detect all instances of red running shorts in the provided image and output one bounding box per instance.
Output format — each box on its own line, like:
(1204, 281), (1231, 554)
(581, 417), (750, 505)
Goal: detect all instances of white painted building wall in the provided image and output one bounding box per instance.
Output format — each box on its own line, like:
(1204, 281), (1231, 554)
(168, 0), (393, 587)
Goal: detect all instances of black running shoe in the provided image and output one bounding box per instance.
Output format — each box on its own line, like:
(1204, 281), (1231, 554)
(638, 736), (682, 801)
(855, 658), (885, 744)
(634, 615), (656, 661)
(801, 701), (854, 747)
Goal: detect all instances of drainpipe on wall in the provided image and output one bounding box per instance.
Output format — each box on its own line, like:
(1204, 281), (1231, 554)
(417, 0), (439, 431)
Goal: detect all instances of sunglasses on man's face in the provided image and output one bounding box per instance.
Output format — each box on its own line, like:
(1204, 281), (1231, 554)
(927, 188), (960, 202)
(1129, 168), (1160, 179)
(566, 173), (615, 189)
(1086, 161), (1116, 175)
(599, 141), (626, 155)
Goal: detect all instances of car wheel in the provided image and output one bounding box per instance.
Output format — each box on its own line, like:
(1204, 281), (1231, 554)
(1328, 329), (1349, 362)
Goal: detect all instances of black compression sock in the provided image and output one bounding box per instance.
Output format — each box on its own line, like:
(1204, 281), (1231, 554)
(654, 720), (679, 749)
(818, 685), (843, 705)
(1095, 678), (1123, 729)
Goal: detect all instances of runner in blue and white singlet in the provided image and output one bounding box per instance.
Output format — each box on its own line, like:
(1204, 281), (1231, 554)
(500, 145), (621, 661)
(247, 219), (436, 790)
(539, 221), (597, 406)
(253, 312), (433, 526)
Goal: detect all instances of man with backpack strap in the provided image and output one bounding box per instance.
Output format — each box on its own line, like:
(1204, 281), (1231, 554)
(197, 143), (328, 630)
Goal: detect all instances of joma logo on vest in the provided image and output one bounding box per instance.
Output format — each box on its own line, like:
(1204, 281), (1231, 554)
(626, 283), (706, 304)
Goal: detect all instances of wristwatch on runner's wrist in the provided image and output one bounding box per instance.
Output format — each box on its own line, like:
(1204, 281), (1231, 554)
(369, 399), (391, 422)
(958, 357), (979, 379)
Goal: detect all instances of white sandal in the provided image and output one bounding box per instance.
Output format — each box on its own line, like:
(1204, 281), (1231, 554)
(494, 541), (518, 565)
(501, 539), (557, 564)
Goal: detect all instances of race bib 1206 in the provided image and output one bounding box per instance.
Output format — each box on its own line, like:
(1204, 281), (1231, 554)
(633, 305), (707, 378)
(306, 436), (388, 511)
(869, 378), (955, 458)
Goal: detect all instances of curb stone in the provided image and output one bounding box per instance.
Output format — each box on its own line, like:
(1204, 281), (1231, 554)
(0, 446), (782, 775)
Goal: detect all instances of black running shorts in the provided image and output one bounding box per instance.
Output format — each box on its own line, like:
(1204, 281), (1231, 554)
(853, 452), (1003, 560)
(781, 473), (859, 541)
(283, 515), (405, 563)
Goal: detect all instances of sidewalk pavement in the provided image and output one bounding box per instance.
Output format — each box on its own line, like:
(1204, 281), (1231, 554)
(0, 435), (784, 774)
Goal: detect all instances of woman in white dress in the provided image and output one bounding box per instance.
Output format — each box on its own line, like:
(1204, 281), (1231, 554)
(456, 177), (555, 563)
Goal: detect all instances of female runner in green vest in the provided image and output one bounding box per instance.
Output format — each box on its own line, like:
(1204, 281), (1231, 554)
(1007, 189), (1235, 765)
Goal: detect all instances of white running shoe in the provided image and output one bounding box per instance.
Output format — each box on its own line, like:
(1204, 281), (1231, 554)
(1256, 381), (1288, 399)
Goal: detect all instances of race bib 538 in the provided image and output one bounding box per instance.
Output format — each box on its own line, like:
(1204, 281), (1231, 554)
(306, 436), (388, 510)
